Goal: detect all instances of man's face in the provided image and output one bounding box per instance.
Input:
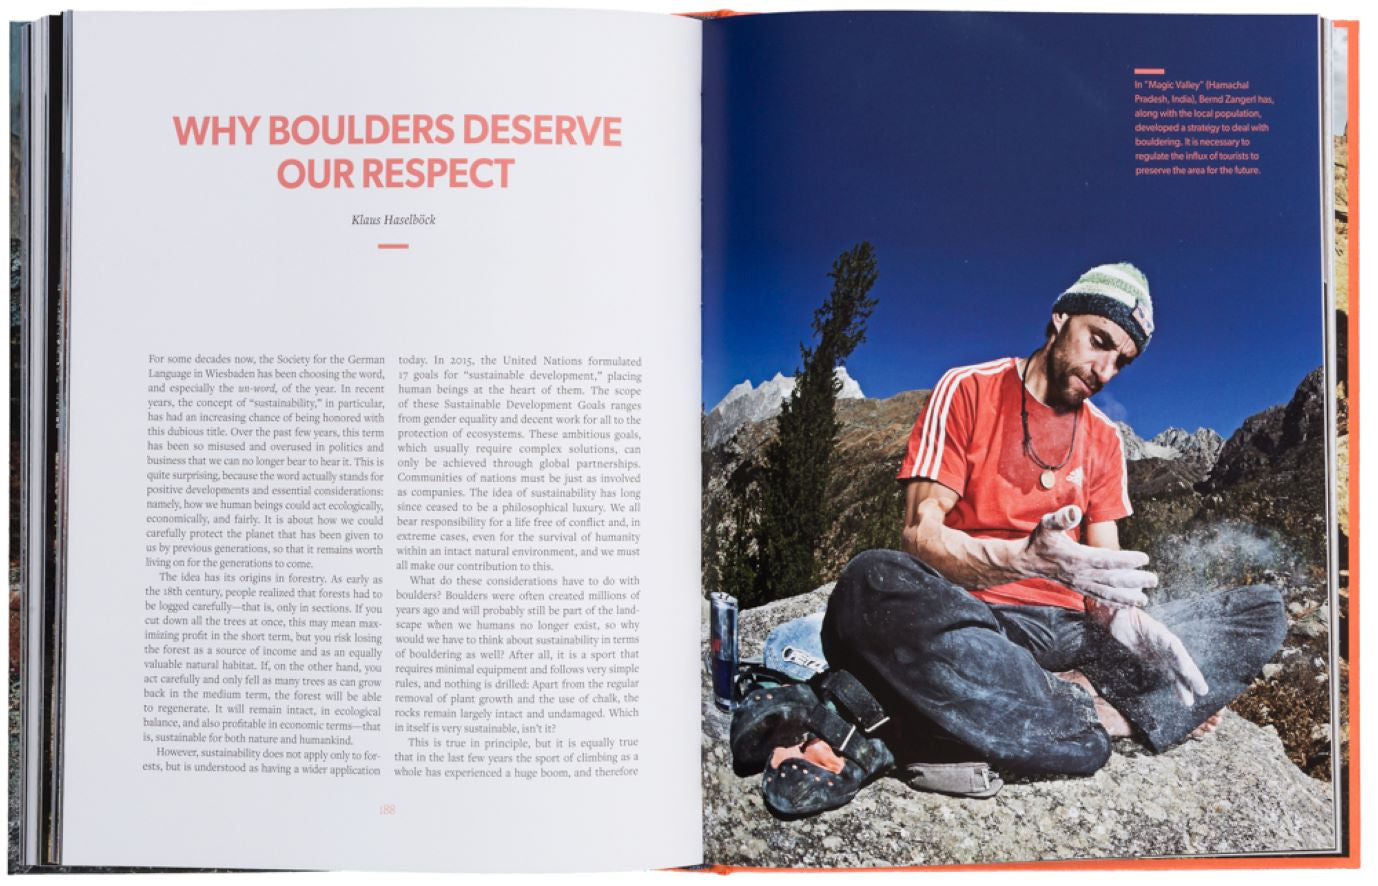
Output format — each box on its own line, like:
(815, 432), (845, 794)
(1044, 313), (1139, 410)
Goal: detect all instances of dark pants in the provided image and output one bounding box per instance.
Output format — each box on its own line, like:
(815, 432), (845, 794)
(820, 550), (1287, 776)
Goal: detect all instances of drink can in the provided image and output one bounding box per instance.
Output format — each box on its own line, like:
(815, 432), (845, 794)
(709, 592), (739, 711)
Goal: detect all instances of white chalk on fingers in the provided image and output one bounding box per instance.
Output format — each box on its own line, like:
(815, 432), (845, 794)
(1089, 567), (1158, 589)
(1041, 505), (1083, 532)
(1175, 675), (1206, 707)
(1180, 659), (1209, 698)
(1080, 547), (1152, 570)
(1086, 585), (1148, 607)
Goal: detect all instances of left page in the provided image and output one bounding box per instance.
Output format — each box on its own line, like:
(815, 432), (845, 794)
(58, 8), (702, 872)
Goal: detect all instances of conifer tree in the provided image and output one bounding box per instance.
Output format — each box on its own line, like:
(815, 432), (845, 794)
(752, 242), (878, 602)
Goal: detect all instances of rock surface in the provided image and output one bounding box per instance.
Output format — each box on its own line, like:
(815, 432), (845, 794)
(1207, 368), (1328, 491)
(701, 587), (1335, 868)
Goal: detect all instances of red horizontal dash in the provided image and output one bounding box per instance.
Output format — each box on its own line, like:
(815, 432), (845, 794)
(1134, 68), (1165, 75)
(377, 243), (410, 250)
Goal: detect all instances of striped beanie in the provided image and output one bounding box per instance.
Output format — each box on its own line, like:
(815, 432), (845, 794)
(1052, 262), (1155, 352)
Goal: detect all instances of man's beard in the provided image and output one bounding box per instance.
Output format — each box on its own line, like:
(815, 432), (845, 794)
(1043, 333), (1098, 411)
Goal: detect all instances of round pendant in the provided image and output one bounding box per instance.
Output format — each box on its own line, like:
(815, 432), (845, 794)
(1039, 469), (1056, 489)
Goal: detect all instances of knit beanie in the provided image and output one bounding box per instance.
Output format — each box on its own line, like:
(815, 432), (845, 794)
(1052, 262), (1155, 352)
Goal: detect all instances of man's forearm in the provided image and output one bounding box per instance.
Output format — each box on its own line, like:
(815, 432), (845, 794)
(899, 493), (1154, 605)
(900, 508), (1027, 589)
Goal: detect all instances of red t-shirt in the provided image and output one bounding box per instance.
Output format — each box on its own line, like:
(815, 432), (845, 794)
(897, 357), (1132, 610)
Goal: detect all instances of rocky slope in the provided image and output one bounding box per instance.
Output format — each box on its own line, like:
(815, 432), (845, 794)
(701, 587), (1335, 868)
(1117, 424), (1224, 497)
(1122, 368), (1329, 571)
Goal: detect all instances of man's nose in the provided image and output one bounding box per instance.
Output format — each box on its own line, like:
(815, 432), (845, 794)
(1093, 355), (1118, 386)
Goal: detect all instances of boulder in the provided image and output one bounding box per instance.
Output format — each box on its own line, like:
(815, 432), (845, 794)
(701, 586), (1336, 867)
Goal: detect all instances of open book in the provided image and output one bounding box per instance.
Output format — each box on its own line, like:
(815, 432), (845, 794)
(11, 6), (1356, 872)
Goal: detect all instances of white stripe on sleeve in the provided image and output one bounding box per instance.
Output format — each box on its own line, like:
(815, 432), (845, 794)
(912, 358), (1010, 480)
(1086, 401), (1132, 515)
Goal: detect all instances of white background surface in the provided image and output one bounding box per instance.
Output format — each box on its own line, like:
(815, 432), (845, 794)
(5, 0), (1373, 884)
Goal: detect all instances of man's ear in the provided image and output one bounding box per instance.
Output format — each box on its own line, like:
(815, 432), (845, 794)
(1051, 312), (1069, 333)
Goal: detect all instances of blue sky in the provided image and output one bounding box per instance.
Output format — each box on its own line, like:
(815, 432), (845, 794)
(702, 12), (1324, 439)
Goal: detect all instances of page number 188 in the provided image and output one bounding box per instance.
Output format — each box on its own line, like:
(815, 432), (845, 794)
(379, 803), (397, 815)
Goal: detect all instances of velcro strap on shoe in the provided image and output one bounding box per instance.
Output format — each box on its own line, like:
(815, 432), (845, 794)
(805, 703), (886, 771)
(904, 761), (1003, 799)
(734, 663), (801, 699)
(815, 670), (889, 733)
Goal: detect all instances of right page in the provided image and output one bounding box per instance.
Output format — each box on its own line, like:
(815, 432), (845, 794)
(699, 11), (1352, 868)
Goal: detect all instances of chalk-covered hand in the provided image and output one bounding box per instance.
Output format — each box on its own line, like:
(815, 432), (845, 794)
(1017, 505), (1157, 607)
(1088, 600), (1210, 707)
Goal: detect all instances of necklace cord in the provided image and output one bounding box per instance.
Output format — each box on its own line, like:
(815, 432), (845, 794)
(1020, 349), (1080, 472)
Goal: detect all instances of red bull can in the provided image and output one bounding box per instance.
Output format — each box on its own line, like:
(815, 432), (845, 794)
(709, 592), (739, 711)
